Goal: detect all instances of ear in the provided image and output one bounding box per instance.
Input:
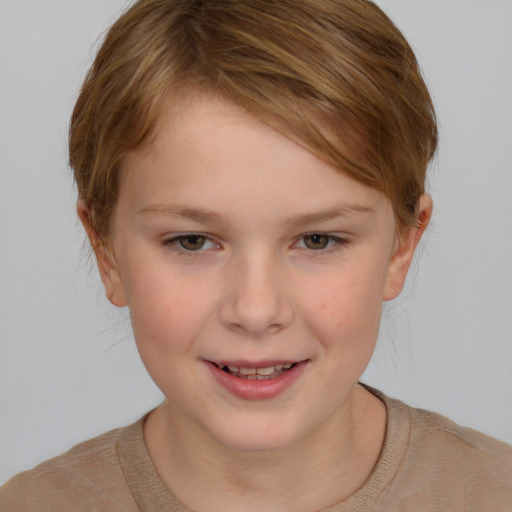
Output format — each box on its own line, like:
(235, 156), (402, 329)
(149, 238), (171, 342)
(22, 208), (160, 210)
(383, 194), (433, 301)
(77, 200), (127, 307)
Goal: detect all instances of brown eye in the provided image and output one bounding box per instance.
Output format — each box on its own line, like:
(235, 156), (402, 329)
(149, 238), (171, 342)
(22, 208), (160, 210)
(177, 235), (207, 251)
(303, 234), (330, 250)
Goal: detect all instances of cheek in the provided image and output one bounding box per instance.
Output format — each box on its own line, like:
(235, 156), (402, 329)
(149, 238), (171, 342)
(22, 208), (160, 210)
(124, 272), (217, 398)
(120, 262), (214, 355)
(300, 260), (387, 342)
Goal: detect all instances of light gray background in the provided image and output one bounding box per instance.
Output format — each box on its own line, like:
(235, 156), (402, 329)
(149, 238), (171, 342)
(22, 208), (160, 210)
(1, 0), (511, 485)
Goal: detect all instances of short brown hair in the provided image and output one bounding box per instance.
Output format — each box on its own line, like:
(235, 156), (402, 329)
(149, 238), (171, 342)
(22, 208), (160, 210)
(70, 0), (438, 239)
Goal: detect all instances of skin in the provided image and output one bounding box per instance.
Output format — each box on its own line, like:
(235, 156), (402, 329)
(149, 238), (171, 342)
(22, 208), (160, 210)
(80, 94), (431, 512)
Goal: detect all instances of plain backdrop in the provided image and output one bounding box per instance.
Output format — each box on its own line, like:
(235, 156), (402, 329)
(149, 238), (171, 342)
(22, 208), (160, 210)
(1, 0), (511, 485)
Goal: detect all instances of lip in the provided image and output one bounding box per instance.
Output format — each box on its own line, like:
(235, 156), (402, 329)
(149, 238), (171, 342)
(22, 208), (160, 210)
(205, 359), (309, 400)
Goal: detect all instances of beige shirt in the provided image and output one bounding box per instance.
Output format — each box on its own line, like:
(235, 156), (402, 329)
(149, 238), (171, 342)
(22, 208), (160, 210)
(1, 389), (511, 511)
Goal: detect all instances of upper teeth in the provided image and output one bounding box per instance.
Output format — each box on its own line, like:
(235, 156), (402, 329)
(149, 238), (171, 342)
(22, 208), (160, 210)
(226, 364), (293, 376)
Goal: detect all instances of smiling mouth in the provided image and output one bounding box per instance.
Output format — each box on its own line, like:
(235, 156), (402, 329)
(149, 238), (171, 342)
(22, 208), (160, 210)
(212, 363), (298, 380)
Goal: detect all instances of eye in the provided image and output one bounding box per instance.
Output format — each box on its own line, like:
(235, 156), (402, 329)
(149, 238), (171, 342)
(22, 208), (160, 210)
(166, 234), (218, 252)
(299, 234), (337, 250)
(177, 235), (207, 251)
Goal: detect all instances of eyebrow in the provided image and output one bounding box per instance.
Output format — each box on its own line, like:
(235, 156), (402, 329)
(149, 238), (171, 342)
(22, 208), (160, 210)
(138, 204), (224, 224)
(138, 203), (375, 225)
(285, 205), (375, 225)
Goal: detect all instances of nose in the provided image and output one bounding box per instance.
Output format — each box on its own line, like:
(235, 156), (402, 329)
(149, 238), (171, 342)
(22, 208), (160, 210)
(219, 253), (294, 336)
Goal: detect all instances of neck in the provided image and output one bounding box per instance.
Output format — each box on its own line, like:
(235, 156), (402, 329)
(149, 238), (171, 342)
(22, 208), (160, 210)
(144, 385), (386, 512)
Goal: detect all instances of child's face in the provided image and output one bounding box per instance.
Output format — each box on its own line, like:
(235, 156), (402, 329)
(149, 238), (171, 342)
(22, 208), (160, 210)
(92, 94), (419, 452)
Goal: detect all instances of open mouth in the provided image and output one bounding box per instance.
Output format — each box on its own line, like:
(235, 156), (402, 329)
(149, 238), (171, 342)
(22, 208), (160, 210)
(212, 362), (298, 380)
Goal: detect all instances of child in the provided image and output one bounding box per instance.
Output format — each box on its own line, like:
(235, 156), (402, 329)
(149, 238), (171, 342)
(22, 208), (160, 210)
(1, 0), (511, 510)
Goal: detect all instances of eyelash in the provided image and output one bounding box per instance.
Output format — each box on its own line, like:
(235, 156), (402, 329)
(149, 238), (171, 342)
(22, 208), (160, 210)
(162, 234), (220, 256)
(162, 232), (349, 256)
(294, 233), (349, 254)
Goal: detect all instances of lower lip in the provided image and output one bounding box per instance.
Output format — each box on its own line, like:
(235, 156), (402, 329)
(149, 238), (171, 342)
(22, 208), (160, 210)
(206, 361), (308, 400)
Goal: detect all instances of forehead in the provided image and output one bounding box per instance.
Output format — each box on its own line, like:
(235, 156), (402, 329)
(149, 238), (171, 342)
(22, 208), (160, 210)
(118, 93), (392, 226)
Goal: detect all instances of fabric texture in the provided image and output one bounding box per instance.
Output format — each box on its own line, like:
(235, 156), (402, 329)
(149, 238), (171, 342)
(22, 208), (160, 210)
(1, 388), (511, 511)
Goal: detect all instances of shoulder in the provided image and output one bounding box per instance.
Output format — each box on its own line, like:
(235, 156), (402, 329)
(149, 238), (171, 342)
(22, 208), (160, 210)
(0, 422), (141, 512)
(408, 405), (512, 476)
(385, 394), (512, 509)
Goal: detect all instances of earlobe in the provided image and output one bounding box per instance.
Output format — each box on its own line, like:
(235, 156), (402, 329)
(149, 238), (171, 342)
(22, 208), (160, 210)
(77, 200), (127, 307)
(383, 194), (433, 301)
